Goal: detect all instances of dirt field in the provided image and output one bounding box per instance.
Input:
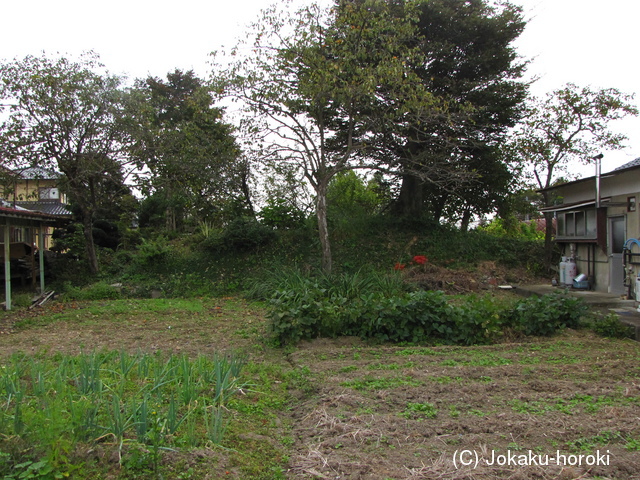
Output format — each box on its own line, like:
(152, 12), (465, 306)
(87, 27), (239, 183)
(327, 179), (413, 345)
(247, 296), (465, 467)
(0, 297), (639, 480)
(286, 334), (640, 480)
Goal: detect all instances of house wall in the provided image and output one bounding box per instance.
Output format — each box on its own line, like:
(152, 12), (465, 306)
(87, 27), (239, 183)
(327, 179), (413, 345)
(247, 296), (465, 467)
(561, 190), (640, 294)
(13, 178), (67, 203)
(554, 172), (640, 204)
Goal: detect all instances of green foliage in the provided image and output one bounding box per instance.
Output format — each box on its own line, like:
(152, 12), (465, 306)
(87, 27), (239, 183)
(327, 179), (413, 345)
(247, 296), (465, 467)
(266, 275), (588, 346)
(62, 281), (122, 301)
(0, 351), (247, 478)
(51, 224), (86, 257)
(327, 171), (383, 217)
(136, 235), (172, 265)
(127, 69), (247, 228)
(510, 292), (587, 336)
(3, 459), (68, 480)
(477, 217), (544, 241)
(205, 217), (276, 252)
(589, 313), (635, 339)
(0, 52), (132, 274)
(400, 402), (438, 419)
(258, 199), (306, 230)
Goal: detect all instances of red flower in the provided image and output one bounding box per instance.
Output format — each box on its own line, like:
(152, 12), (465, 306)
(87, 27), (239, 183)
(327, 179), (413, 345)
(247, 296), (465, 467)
(394, 262), (406, 270)
(412, 255), (427, 265)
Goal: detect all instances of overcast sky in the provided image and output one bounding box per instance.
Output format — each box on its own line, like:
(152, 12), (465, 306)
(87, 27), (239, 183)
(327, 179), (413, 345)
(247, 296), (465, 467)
(1, 0), (638, 173)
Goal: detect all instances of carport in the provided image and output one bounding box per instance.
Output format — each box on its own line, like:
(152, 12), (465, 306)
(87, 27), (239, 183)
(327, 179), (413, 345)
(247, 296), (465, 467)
(1, 206), (61, 310)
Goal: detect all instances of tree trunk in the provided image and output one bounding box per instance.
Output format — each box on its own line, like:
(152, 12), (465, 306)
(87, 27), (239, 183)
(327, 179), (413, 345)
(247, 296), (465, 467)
(543, 210), (554, 267)
(431, 192), (449, 224)
(316, 179), (332, 274)
(393, 174), (423, 217)
(460, 206), (472, 232)
(166, 206), (176, 232)
(81, 209), (99, 274)
(540, 191), (554, 268)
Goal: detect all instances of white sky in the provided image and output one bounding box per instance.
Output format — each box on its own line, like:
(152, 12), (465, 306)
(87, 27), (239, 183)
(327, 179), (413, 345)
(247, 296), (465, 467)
(1, 0), (638, 174)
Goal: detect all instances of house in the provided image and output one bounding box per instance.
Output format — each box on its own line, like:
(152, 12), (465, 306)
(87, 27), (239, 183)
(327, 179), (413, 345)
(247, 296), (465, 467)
(0, 167), (72, 249)
(540, 158), (640, 296)
(0, 203), (64, 308)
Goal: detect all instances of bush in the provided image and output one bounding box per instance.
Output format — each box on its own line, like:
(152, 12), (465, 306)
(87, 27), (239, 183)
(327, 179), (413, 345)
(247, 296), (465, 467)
(62, 281), (122, 301)
(590, 313), (635, 339)
(266, 275), (589, 345)
(509, 292), (587, 337)
(259, 199), (306, 230)
(205, 217), (276, 252)
(136, 236), (172, 266)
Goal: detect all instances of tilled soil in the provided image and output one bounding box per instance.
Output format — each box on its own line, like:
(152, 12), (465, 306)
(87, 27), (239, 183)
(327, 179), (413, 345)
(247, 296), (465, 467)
(285, 334), (640, 479)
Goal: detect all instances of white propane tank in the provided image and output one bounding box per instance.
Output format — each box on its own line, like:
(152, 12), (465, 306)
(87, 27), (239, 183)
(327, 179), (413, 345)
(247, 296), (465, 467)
(635, 276), (640, 302)
(565, 259), (578, 286)
(559, 257), (567, 285)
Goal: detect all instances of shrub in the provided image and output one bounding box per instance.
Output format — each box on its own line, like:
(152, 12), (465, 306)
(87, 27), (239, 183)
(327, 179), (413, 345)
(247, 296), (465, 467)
(259, 199), (306, 230)
(510, 292), (588, 336)
(266, 274), (588, 345)
(207, 217), (276, 252)
(590, 313), (635, 339)
(136, 236), (172, 266)
(63, 281), (122, 301)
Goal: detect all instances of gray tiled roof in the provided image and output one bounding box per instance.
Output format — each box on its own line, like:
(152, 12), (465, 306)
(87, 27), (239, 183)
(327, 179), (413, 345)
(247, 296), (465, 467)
(15, 201), (72, 217)
(613, 157), (640, 171)
(16, 167), (61, 180)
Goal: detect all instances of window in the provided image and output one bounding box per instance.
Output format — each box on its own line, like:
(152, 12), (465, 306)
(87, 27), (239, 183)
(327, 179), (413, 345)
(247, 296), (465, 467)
(628, 196), (636, 212)
(557, 209), (597, 240)
(39, 187), (59, 200)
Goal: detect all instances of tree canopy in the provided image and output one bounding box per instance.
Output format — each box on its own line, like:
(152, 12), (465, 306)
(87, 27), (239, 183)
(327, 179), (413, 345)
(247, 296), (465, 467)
(391, 0), (529, 224)
(510, 82), (638, 259)
(218, 0), (467, 272)
(0, 52), (130, 273)
(126, 69), (248, 230)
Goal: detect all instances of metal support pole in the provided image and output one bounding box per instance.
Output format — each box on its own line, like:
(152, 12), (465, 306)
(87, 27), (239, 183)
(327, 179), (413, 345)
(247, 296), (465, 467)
(4, 220), (11, 311)
(38, 225), (45, 293)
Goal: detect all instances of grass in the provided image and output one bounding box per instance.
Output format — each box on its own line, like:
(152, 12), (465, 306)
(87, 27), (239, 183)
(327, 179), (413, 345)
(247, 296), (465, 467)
(0, 296), (639, 479)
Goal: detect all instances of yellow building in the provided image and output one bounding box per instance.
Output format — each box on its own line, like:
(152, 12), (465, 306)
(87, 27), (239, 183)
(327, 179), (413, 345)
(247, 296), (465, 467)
(0, 167), (71, 249)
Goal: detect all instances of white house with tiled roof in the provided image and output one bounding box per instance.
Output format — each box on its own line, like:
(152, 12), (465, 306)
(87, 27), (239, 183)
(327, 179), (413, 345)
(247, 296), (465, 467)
(540, 158), (640, 296)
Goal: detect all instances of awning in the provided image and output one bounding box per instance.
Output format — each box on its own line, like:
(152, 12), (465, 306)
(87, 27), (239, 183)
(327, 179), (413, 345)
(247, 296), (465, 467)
(539, 200), (597, 213)
(1, 206), (64, 310)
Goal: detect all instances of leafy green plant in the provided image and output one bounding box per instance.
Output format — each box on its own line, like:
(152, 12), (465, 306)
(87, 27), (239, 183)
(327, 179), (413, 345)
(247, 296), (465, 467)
(510, 292), (588, 336)
(400, 402), (438, 419)
(0, 350), (248, 476)
(213, 217), (276, 252)
(63, 281), (121, 301)
(590, 312), (635, 338)
(136, 235), (173, 265)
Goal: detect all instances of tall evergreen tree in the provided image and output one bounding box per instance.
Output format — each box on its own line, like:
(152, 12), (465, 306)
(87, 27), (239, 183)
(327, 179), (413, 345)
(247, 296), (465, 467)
(391, 0), (528, 223)
(127, 70), (248, 230)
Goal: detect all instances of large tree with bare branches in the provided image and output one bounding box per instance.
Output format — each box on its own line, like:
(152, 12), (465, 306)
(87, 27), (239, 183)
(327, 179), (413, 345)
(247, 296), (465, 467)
(218, 0), (472, 273)
(511, 83), (638, 261)
(0, 53), (130, 273)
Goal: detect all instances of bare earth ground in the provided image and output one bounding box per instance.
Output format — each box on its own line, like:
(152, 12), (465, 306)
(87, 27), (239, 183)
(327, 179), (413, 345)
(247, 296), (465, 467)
(0, 294), (639, 480)
(287, 334), (640, 480)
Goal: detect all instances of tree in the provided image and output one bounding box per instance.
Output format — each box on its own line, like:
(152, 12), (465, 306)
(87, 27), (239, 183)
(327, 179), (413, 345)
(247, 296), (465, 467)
(219, 1), (454, 273)
(126, 69), (249, 231)
(0, 53), (130, 273)
(391, 0), (528, 223)
(511, 83), (638, 260)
